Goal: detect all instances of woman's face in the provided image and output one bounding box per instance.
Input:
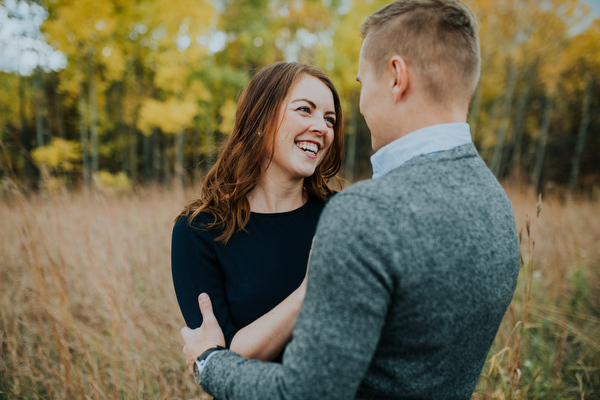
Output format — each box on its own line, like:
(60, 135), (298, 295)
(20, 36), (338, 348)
(266, 74), (336, 183)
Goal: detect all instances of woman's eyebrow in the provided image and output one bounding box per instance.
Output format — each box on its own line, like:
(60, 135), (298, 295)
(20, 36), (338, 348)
(291, 98), (317, 108)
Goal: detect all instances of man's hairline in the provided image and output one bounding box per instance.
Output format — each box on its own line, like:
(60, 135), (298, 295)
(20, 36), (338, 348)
(358, 31), (477, 109)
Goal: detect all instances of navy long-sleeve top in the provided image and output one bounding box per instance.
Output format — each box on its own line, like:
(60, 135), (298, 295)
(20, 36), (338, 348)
(171, 197), (326, 357)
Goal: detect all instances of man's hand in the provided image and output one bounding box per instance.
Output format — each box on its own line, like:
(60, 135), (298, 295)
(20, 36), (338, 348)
(181, 293), (226, 374)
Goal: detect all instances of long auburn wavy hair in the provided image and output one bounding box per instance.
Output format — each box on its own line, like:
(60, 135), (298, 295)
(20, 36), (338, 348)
(176, 62), (344, 243)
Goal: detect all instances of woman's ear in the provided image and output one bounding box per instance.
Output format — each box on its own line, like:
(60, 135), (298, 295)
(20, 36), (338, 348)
(389, 56), (408, 103)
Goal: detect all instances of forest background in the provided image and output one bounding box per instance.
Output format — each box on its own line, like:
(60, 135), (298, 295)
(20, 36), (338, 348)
(1, 0), (599, 399)
(1, 0), (599, 192)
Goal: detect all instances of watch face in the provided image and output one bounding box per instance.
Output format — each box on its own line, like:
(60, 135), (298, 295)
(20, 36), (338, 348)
(193, 360), (202, 385)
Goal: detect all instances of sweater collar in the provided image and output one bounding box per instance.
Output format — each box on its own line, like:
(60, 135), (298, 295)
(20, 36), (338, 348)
(370, 123), (472, 179)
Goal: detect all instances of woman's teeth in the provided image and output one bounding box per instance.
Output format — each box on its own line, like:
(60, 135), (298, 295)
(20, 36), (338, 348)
(296, 142), (318, 156)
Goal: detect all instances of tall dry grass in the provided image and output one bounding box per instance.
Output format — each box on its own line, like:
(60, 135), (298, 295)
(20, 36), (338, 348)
(0, 185), (210, 399)
(475, 186), (600, 399)
(0, 183), (598, 399)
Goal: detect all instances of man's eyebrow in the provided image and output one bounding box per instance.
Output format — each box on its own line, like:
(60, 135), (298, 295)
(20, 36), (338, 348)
(292, 98), (336, 116)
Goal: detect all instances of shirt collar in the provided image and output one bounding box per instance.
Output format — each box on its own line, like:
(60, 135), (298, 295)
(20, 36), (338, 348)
(370, 123), (472, 179)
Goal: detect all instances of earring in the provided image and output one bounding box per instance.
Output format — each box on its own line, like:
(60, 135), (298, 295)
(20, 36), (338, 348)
(257, 131), (261, 135)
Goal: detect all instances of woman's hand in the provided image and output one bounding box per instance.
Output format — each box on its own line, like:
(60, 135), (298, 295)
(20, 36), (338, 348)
(181, 293), (226, 374)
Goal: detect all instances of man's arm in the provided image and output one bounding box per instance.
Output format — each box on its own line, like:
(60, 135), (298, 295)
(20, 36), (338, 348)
(198, 191), (393, 400)
(174, 217), (308, 362)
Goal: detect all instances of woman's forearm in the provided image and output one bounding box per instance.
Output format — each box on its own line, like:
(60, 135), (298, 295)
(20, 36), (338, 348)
(229, 281), (307, 361)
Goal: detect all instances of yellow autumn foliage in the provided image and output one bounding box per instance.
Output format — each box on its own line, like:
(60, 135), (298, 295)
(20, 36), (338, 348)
(32, 138), (81, 173)
(219, 99), (238, 134)
(138, 97), (197, 135)
(94, 171), (132, 195)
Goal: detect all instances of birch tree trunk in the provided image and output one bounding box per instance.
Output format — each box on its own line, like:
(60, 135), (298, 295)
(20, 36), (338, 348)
(34, 69), (45, 188)
(78, 60), (90, 188)
(55, 91), (66, 139)
(161, 132), (171, 184)
(19, 76), (27, 136)
(532, 94), (554, 193)
(568, 79), (594, 191)
(143, 132), (151, 183)
(490, 60), (519, 177)
(87, 53), (99, 177)
(509, 67), (534, 178)
(175, 130), (185, 185)
(127, 66), (140, 185)
(34, 70), (45, 150)
(117, 83), (127, 174)
(152, 128), (161, 183)
(129, 123), (138, 185)
(19, 76), (36, 181)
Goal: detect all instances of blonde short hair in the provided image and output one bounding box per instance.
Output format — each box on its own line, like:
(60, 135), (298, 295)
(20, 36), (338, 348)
(360, 0), (481, 106)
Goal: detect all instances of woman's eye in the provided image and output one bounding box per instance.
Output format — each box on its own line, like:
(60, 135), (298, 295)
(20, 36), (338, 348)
(297, 106), (310, 113)
(325, 117), (336, 126)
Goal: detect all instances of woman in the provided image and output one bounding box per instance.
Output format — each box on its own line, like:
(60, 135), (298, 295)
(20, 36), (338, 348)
(171, 62), (344, 362)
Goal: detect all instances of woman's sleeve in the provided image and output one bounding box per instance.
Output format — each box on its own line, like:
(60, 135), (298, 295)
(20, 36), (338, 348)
(171, 217), (238, 347)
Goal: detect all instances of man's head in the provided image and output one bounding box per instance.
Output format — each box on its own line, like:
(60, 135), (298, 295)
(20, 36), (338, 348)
(357, 0), (480, 150)
(360, 0), (480, 106)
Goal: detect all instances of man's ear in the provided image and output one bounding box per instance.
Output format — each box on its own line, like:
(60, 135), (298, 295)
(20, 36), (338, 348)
(389, 56), (408, 102)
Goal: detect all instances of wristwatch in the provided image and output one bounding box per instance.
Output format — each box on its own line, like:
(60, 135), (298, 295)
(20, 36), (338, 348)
(193, 346), (225, 385)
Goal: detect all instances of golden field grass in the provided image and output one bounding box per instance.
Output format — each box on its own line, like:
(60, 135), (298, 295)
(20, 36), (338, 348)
(0, 183), (598, 399)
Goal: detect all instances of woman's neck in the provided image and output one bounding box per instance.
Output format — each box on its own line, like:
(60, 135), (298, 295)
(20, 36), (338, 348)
(247, 177), (307, 214)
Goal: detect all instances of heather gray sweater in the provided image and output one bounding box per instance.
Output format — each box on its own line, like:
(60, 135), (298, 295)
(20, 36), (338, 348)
(202, 143), (520, 399)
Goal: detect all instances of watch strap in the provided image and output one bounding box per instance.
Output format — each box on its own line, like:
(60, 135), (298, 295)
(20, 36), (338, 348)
(193, 346), (225, 385)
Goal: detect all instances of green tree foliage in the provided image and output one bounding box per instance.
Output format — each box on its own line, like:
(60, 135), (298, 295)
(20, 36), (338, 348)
(0, 0), (599, 194)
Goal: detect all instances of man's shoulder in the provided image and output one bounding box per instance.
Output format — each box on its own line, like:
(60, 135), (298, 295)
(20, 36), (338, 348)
(328, 179), (383, 206)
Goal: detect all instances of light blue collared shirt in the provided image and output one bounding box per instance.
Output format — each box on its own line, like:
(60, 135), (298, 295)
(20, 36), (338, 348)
(370, 123), (473, 179)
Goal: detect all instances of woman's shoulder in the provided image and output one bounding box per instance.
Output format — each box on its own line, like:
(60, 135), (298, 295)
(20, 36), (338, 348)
(173, 211), (219, 237)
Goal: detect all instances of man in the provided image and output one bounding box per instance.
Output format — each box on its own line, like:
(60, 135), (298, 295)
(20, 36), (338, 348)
(181, 1), (521, 398)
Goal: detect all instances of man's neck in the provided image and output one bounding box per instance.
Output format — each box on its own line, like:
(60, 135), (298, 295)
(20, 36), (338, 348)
(375, 105), (467, 152)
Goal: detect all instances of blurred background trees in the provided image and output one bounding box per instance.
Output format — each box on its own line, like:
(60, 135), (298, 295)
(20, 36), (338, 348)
(0, 0), (599, 196)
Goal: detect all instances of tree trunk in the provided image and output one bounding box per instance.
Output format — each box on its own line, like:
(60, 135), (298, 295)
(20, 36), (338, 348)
(205, 122), (215, 168)
(143, 132), (152, 184)
(532, 94), (554, 193)
(129, 123), (138, 185)
(490, 59), (519, 177)
(152, 128), (161, 183)
(117, 83), (127, 174)
(568, 79), (594, 191)
(344, 96), (358, 183)
(55, 89), (66, 139)
(162, 132), (171, 184)
(127, 65), (140, 185)
(78, 59), (90, 188)
(34, 69), (45, 188)
(19, 76), (28, 136)
(175, 130), (185, 185)
(509, 67), (533, 179)
(34, 70), (45, 150)
(88, 53), (99, 177)
(19, 76), (36, 182)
